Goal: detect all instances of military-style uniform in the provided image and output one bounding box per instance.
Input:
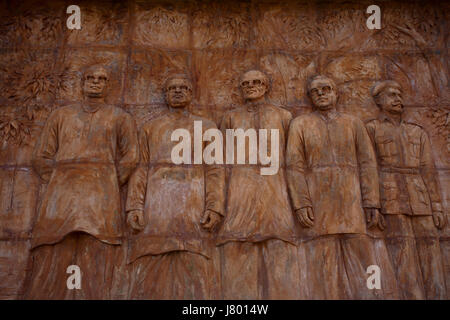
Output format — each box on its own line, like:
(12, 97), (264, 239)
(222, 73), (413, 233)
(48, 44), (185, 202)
(366, 113), (447, 299)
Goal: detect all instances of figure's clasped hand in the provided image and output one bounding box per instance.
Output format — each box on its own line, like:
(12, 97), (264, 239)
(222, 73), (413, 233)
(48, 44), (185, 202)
(200, 209), (222, 232)
(127, 209), (146, 234)
(432, 211), (446, 229)
(365, 208), (385, 231)
(295, 207), (314, 228)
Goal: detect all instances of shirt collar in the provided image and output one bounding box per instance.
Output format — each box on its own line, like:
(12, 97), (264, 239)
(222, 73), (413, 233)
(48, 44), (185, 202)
(314, 109), (339, 121)
(378, 112), (403, 126)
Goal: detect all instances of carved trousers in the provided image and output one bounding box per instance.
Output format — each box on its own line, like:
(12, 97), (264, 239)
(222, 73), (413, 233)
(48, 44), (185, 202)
(219, 239), (302, 299)
(299, 234), (400, 299)
(22, 232), (121, 299)
(383, 214), (447, 299)
(127, 250), (217, 299)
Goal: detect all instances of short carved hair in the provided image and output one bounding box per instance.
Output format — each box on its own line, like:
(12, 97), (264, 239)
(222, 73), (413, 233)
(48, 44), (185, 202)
(306, 75), (336, 94)
(164, 74), (193, 92)
(371, 80), (402, 99)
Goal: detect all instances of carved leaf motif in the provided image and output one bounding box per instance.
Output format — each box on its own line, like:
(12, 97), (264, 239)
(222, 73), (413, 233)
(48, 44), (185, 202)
(67, 3), (128, 44)
(0, 51), (66, 107)
(0, 107), (33, 146)
(192, 1), (250, 48)
(135, 5), (188, 47)
(255, 5), (325, 49)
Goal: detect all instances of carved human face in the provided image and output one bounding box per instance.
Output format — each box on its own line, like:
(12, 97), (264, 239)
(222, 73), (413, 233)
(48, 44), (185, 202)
(82, 67), (108, 98)
(166, 78), (192, 108)
(240, 71), (268, 101)
(377, 87), (403, 115)
(309, 78), (337, 111)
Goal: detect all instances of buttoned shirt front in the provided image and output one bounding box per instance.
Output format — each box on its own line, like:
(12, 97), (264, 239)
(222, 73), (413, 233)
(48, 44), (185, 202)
(366, 113), (442, 216)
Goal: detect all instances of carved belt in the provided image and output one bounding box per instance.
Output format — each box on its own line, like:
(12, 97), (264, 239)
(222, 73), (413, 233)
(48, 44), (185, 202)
(380, 167), (420, 174)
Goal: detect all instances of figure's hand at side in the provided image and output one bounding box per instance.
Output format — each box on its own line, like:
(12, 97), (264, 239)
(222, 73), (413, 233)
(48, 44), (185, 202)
(127, 209), (145, 234)
(295, 207), (314, 228)
(365, 208), (386, 231)
(432, 210), (446, 229)
(200, 209), (222, 232)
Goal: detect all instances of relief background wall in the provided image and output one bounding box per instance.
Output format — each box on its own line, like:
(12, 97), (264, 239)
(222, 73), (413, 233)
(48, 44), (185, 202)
(0, 0), (448, 299)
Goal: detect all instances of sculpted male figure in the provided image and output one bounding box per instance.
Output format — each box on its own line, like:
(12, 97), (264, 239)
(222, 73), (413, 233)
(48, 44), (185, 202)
(24, 65), (139, 299)
(126, 74), (225, 299)
(366, 80), (447, 299)
(286, 75), (399, 299)
(217, 70), (301, 299)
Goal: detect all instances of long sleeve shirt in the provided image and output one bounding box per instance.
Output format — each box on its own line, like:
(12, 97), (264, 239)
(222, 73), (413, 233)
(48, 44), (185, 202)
(126, 111), (225, 262)
(216, 103), (297, 245)
(286, 110), (380, 237)
(31, 103), (139, 248)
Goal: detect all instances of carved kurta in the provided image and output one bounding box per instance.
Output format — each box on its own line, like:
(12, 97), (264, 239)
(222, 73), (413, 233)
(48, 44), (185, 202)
(31, 104), (139, 248)
(366, 114), (442, 216)
(286, 111), (380, 236)
(217, 104), (296, 245)
(126, 111), (225, 263)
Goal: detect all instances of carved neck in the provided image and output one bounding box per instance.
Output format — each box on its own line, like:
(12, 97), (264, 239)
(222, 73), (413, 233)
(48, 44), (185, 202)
(382, 111), (402, 125)
(246, 99), (265, 112)
(169, 105), (190, 116)
(83, 97), (105, 113)
(315, 106), (337, 120)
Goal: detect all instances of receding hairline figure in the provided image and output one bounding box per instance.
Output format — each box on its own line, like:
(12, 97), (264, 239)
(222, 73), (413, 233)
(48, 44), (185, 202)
(126, 73), (225, 299)
(216, 69), (302, 299)
(24, 64), (139, 299)
(366, 79), (447, 299)
(286, 74), (400, 299)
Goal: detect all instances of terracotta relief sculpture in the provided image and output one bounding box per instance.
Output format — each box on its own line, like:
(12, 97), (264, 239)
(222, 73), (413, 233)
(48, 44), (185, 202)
(23, 65), (139, 299)
(286, 75), (399, 299)
(366, 80), (447, 299)
(216, 70), (301, 299)
(126, 74), (225, 299)
(0, 0), (447, 301)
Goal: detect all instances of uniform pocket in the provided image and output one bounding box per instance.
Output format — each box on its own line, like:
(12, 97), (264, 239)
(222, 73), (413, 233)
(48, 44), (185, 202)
(376, 136), (398, 159)
(408, 139), (421, 159)
(381, 181), (398, 201)
(413, 178), (429, 205)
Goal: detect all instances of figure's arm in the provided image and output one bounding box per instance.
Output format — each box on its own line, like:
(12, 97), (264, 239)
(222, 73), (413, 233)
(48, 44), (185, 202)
(355, 119), (380, 208)
(117, 112), (139, 185)
(355, 120), (385, 230)
(32, 111), (59, 183)
(201, 149), (226, 231)
(282, 109), (293, 135)
(420, 130), (446, 228)
(201, 118), (228, 232)
(286, 120), (314, 227)
(126, 127), (149, 233)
